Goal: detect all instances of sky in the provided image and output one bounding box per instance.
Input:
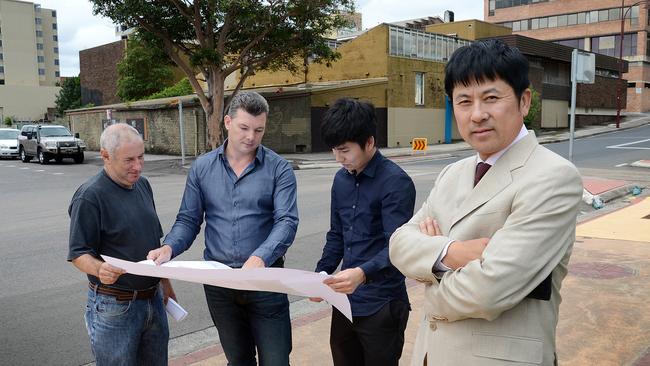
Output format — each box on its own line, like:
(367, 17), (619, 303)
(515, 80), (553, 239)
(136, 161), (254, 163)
(33, 0), (485, 77)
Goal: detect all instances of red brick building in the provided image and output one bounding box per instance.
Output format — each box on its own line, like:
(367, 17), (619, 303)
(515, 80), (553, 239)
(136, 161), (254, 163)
(485, 0), (650, 112)
(79, 40), (126, 106)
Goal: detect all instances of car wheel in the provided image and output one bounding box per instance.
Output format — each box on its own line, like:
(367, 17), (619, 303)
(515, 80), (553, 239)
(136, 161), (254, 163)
(73, 153), (84, 164)
(20, 147), (32, 163)
(38, 149), (49, 165)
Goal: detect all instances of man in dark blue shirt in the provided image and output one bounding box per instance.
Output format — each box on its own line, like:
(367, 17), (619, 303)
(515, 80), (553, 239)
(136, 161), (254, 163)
(312, 98), (416, 366)
(148, 92), (298, 366)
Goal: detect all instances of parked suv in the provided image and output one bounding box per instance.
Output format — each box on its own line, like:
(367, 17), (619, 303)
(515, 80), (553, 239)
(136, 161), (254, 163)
(18, 124), (86, 164)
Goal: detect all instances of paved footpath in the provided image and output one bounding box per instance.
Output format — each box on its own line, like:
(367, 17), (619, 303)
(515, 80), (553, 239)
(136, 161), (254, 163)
(170, 196), (650, 365)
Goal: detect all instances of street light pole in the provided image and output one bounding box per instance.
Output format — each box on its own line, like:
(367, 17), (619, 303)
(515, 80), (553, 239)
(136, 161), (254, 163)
(616, 0), (647, 128)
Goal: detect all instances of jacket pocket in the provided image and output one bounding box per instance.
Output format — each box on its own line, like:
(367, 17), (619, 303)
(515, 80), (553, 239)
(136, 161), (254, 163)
(472, 332), (543, 364)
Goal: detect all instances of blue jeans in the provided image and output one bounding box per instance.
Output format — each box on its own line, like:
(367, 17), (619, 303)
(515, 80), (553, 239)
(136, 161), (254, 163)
(204, 285), (292, 366)
(84, 287), (169, 366)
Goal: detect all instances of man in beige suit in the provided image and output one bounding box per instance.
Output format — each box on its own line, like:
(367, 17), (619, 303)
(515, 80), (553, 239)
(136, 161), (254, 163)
(389, 39), (583, 366)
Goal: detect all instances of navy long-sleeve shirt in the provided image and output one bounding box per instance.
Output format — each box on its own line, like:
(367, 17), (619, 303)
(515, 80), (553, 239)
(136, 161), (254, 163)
(164, 141), (298, 267)
(316, 151), (415, 316)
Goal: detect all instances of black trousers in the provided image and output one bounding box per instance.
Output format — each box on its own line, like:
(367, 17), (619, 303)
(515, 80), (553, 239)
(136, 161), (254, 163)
(330, 300), (409, 366)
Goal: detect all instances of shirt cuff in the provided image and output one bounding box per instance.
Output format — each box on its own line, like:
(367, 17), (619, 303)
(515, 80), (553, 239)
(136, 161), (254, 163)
(432, 239), (455, 274)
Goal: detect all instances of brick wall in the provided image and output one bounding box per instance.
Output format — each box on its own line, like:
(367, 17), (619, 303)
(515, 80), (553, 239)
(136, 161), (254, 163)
(79, 40), (126, 106)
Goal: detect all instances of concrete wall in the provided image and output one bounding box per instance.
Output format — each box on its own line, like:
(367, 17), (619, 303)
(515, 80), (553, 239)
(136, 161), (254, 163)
(0, 84), (60, 121)
(387, 57), (446, 109)
(541, 99), (569, 128)
(388, 107), (460, 148)
(425, 20), (512, 40)
(262, 94), (311, 153)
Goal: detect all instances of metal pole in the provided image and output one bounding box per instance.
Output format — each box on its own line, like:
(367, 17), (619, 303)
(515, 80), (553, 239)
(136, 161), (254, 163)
(179, 100), (186, 166)
(616, 0), (626, 128)
(569, 49), (577, 162)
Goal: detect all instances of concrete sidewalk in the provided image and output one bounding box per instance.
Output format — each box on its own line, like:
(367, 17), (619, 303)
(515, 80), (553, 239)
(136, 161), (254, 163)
(169, 192), (650, 366)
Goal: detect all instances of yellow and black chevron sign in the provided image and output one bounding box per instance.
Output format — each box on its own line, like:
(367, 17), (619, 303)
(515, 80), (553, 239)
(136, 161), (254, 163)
(412, 138), (428, 151)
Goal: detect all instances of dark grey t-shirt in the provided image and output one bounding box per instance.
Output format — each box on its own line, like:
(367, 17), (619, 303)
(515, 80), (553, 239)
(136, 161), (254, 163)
(68, 170), (163, 290)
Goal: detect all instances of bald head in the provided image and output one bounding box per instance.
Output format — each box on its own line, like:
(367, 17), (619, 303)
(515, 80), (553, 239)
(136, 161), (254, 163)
(100, 124), (143, 157)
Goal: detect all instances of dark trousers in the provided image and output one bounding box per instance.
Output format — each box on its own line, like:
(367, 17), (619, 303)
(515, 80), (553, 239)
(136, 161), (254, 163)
(330, 300), (409, 366)
(204, 285), (292, 366)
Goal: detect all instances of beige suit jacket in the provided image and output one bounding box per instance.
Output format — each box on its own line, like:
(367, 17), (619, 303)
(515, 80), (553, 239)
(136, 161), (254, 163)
(389, 132), (583, 366)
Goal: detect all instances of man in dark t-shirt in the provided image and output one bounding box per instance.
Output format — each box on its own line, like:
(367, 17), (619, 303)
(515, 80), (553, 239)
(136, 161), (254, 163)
(67, 123), (175, 366)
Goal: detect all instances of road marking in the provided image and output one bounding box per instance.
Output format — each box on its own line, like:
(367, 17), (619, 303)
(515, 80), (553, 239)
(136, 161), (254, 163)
(52, 172), (64, 175)
(615, 163), (628, 167)
(606, 138), (650, 150)
(35, 169), (44, 172)
(6, 165), (16, 167)
(19, 167), (29, 170)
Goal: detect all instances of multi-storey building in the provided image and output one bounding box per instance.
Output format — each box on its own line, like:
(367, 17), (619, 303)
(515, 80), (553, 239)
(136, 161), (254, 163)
(0, 0), (60, 122)
(485, 0), (650, 112)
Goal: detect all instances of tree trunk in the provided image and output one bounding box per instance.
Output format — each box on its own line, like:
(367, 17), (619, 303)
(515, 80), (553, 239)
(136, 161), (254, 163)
(206, 71), (226, 150)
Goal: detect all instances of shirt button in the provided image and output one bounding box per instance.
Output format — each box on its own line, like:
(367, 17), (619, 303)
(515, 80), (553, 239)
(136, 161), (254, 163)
(234, 202), (237, 207)
(352, 205), (356, 209)
(356, 183), (359, 187)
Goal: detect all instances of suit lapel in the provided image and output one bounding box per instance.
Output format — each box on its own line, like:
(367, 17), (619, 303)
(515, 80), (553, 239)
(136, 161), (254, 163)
(449, 132), (539, 230)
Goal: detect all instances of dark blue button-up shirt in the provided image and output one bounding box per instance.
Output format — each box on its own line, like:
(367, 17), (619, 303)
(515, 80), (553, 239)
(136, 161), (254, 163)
(164, 141), (298, 267)
(316, 151), (415, 316)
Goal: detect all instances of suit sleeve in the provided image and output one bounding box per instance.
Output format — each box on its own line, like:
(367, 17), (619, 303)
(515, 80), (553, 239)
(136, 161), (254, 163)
(429, 164), (583, 322)
(389, 165), (455, 282)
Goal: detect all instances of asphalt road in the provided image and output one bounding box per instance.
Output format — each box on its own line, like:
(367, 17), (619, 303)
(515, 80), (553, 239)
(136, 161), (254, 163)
(0, 124), (648, 365)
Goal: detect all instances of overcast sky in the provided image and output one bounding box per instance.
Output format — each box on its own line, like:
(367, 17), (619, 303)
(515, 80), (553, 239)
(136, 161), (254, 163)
(34, 0), (484, 77)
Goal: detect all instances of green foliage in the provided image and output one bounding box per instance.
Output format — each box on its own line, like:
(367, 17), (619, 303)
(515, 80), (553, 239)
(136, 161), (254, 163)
(117, 32), (176, 101)
(146, 78), (194, 100)
(4, 116), (14, 126)
(54, 76), (82, 117)
(524, 86), (541, 129)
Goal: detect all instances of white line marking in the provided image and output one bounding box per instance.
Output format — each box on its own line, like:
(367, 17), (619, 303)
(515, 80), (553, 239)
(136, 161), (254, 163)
(615, 163), (628, 167)
(606, 138), (650, 149)
(52, 172), (64, 175)
(19, 167), (29, 170)
(35, 170), (44, 172)
(6, 165), (15, 167)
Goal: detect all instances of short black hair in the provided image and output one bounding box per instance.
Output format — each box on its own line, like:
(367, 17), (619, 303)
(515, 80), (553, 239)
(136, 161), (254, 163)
(320, 98), (377, 149)
(444, 39), (529, 102)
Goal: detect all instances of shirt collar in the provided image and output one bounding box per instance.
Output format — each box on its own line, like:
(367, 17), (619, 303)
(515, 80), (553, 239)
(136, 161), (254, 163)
(476, 125), (528, 166)
(216, 139), (265, 165)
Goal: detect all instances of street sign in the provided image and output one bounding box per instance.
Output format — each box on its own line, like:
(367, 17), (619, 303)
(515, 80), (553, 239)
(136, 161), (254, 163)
(569, 49), (596, 161)
(412, 137), (427, 151)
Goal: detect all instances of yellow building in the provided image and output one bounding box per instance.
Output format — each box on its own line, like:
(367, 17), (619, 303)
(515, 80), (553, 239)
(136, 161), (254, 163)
(0, 0), (61, 122)
(232, 23), (470, 149)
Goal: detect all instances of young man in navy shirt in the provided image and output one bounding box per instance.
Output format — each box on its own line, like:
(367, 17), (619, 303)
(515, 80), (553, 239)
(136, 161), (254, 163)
(311, 98), (416, 366)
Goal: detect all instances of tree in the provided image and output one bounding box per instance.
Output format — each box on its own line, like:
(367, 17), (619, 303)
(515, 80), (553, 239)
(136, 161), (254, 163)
(55, 76), (82, 117)
(90, 0), (354, 149)
(117, 32), (176, 101)
(147, 77), (195, 99)
(524, 85), (541, 130)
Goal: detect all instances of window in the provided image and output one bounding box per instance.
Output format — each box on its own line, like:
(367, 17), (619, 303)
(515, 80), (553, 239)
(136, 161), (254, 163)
(36, 30), (43, 37)
(52, 23), (57, 30)
(568, 13), (577, 25)
(54, 47), (59, 54)
(0, 53), (3, 60)
(577, 12), (586, 24)
(55, 71), (60, 77)
(38, 68), (45, 75)
(53, 35), (57, 42)
(531, 18), (539, 29)
(557, 15), (567, 27)
(0, 40), (3, 47)
(35, 17), (42, 25)
(628, 82), (636, 88)
(599, 9), (609, 22)
(51, 10), (57, 17)
(37, 56), (44, 63)
(0, 66), (4, 73)
(591, 33), (637, 57)
(548, 16), (557, 28)
(54, 59), (59, 66)
(36, 43), (43, 50)
(0, 79), (4, 85)
(609, 8), (621, 21)
(520, 19), (528, 31)
(512, 21), (520, 31)
(539, 17), (548, 28)
(415, 72), (425, 105)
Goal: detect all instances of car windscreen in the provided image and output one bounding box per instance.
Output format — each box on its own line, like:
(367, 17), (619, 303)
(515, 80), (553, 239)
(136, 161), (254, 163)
(39, 127), (72, 137)
(0, 130), (19, 139)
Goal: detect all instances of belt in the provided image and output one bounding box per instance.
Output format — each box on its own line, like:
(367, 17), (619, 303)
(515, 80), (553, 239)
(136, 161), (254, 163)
(89, 282), (158, 301)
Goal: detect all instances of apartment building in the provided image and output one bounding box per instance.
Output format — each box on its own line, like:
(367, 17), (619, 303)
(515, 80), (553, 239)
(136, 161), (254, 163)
(0, 0), (60, 122)
(485, 0), (650, 112)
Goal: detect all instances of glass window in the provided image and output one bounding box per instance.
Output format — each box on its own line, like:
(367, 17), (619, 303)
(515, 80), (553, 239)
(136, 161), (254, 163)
(37, 56), (44, 62)
(415, 72), (425, 105)
(38, 68), (45, 75)
(548, 16), (557, 28)
(36, 30), (43, 37)
(52, 23), (57, 30)
(53, 35), (58, 42)
(0, 80), (4, 85)
(577, 12), (586, 24)
(599, 9), (609, 22)
(568, 13), (577, 25)
(512, 21), (521, 31)
(55, 71), (60, 77)
(609, 8), (621, 21)
(54, 47), (59, 54)
(54, 59), (59, 66)
(531, 18), (539, 29)
(557, 15), (567, 27)
(0, 53), (3, 60)
(36, 43), (43, 50)
(539, 17), (548, 28)
(0, 66), (4, 73)
(520, 19), (529, 31)
(589, 10), (598, 23)
(35, 17), (41, 24)
(51, 10), (56, 17)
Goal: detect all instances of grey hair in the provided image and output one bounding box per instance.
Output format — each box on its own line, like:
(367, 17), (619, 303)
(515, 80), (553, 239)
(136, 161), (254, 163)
(226, 91), (269, 118)
(100, 123), (143, 156)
